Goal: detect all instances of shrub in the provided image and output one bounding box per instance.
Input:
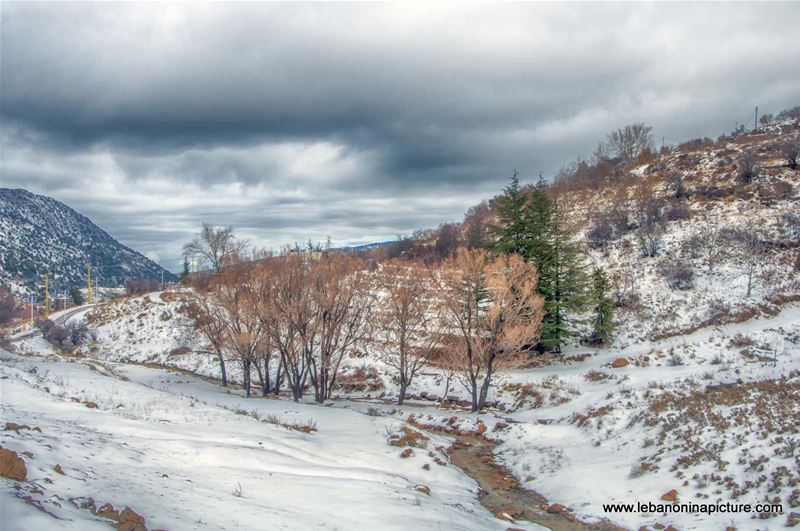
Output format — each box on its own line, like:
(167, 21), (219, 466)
(780, 141), (799, 169)
(666, 201), (692, 221)
(587, 219), (614, 248)
(658, 257), (694, 290)
(737, 151), (758, 184)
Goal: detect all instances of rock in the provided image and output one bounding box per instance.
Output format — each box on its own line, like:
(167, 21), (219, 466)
(664, 526), (679, 531)
(96, 503), (120, 519)
(400, 448), (414, 458)
(786, 512), (799, 527)
(611, 358), (630, 368)
(0, 448), (27, 481)
(546, 503), (567, 514)
(500, 506), (523, 518)
(116, 506), (147, 531)
(53, 464), (65, 475)
(660, 489), (678, 502)
(494, 421), (509, 431)
(84, 402), (99, 409)
(4, 423), (30, 433)
(415, 485), (431, 495)
(475, 423), (487, 436)
(22, 451), (33, 458)
(653, 524), (665, 530)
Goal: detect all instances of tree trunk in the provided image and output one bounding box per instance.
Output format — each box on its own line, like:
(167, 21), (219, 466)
(243, 359), (251, 398)
(216, 349), (227, 387)
(397, 380), (407, 406)
(262, 358), (271, 397)
(273, 360), (283, 396)
(440, 375), (451, 405)
(470, 376), (479, 413)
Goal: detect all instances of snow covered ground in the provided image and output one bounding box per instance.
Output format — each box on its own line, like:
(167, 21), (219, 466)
(3, 297), (798, 529)
(2, 344), (539, 530)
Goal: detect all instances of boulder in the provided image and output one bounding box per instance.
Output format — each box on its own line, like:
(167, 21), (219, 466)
(660, 489), (678, 502)
(611, 358), (630, 368)
(546, 503), (567, 514)
(0, 447), (27, 481)
(415, 485), (431, 495)
(116, 506), (147, 531)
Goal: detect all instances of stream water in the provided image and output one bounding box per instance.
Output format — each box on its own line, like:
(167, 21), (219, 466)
(444, 433), (627, 531)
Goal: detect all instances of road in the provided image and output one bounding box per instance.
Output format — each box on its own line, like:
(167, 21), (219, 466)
(10, 303), (98, 341)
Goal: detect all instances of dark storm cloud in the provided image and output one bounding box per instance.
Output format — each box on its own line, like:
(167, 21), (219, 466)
(2, 2), (799, 270)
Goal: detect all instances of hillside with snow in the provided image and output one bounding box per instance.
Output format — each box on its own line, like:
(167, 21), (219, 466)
(0, 188), (177, 295)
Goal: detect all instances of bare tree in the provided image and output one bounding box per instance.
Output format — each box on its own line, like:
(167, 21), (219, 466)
(633, 179), (666, 257)
(374, 260), (443, 405)
(214, 265), (265, 398)
(308, 254), (373, 403)
(606, 123), (654, 161)
(185, 291), (231, 387)
(183, 223), (248, 272)
(733, 223), (766, 297)
(260, 253), (315, 402)
(434, 223), (461, 260)
(696, 218), (727, 277)
(435, 249), (544, 412)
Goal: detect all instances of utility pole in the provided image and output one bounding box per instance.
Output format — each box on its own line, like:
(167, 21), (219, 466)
(754, 106), (758, 132)
(87, 264), (93, 304)
(44, 275), (49, 319)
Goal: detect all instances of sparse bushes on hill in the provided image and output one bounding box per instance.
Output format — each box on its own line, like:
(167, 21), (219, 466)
(125, 279), (160, 295)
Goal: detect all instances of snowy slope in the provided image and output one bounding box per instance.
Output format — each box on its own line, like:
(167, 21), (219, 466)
(0, 188), (176, 295)
(1, 347), (535, 531)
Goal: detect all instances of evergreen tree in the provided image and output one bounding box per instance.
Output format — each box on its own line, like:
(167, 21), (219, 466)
(69, 287), (83, 306)
(492, 170), (528, 256)
(536, 195), (588, 352)
(591, 267), (614, 345)
(491, 173), (589, 352)
(181, 256), (190, 279)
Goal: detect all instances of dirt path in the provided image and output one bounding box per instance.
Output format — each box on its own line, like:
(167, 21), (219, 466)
(445, 433), (627, 531)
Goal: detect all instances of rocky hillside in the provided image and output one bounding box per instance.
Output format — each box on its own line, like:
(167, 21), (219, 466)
(0, 188), (176, 295)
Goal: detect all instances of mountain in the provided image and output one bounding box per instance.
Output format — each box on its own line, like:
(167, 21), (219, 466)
(332, 240), (396, 252)
(0, 188), (177, 295)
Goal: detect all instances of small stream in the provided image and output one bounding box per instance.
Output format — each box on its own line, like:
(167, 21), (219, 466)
(444, 432), (627, 531)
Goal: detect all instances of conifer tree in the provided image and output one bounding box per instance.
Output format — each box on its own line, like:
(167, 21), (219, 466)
(591, 267), (614, 345)
(536, 195), (588, 352)
(181, 256), (190, 279)
(492, 173), (589, 352)
(493, 170), (528, 256)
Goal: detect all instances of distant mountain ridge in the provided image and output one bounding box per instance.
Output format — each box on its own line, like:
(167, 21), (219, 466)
(0, 188), (176, 295)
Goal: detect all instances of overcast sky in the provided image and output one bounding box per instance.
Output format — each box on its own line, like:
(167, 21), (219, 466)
(2, 2), (799, 271)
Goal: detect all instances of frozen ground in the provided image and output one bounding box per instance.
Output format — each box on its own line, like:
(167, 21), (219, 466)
(0, 343), (547, 531)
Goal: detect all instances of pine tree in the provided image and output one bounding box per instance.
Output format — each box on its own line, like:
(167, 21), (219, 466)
(591, 267), (614, 345)
(491, 173), (589, 352)
(181, 256), (190, 279)
(536, 195), (588, 352)
(69, 286), (84, 306)
(492, 170), (528, 256)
